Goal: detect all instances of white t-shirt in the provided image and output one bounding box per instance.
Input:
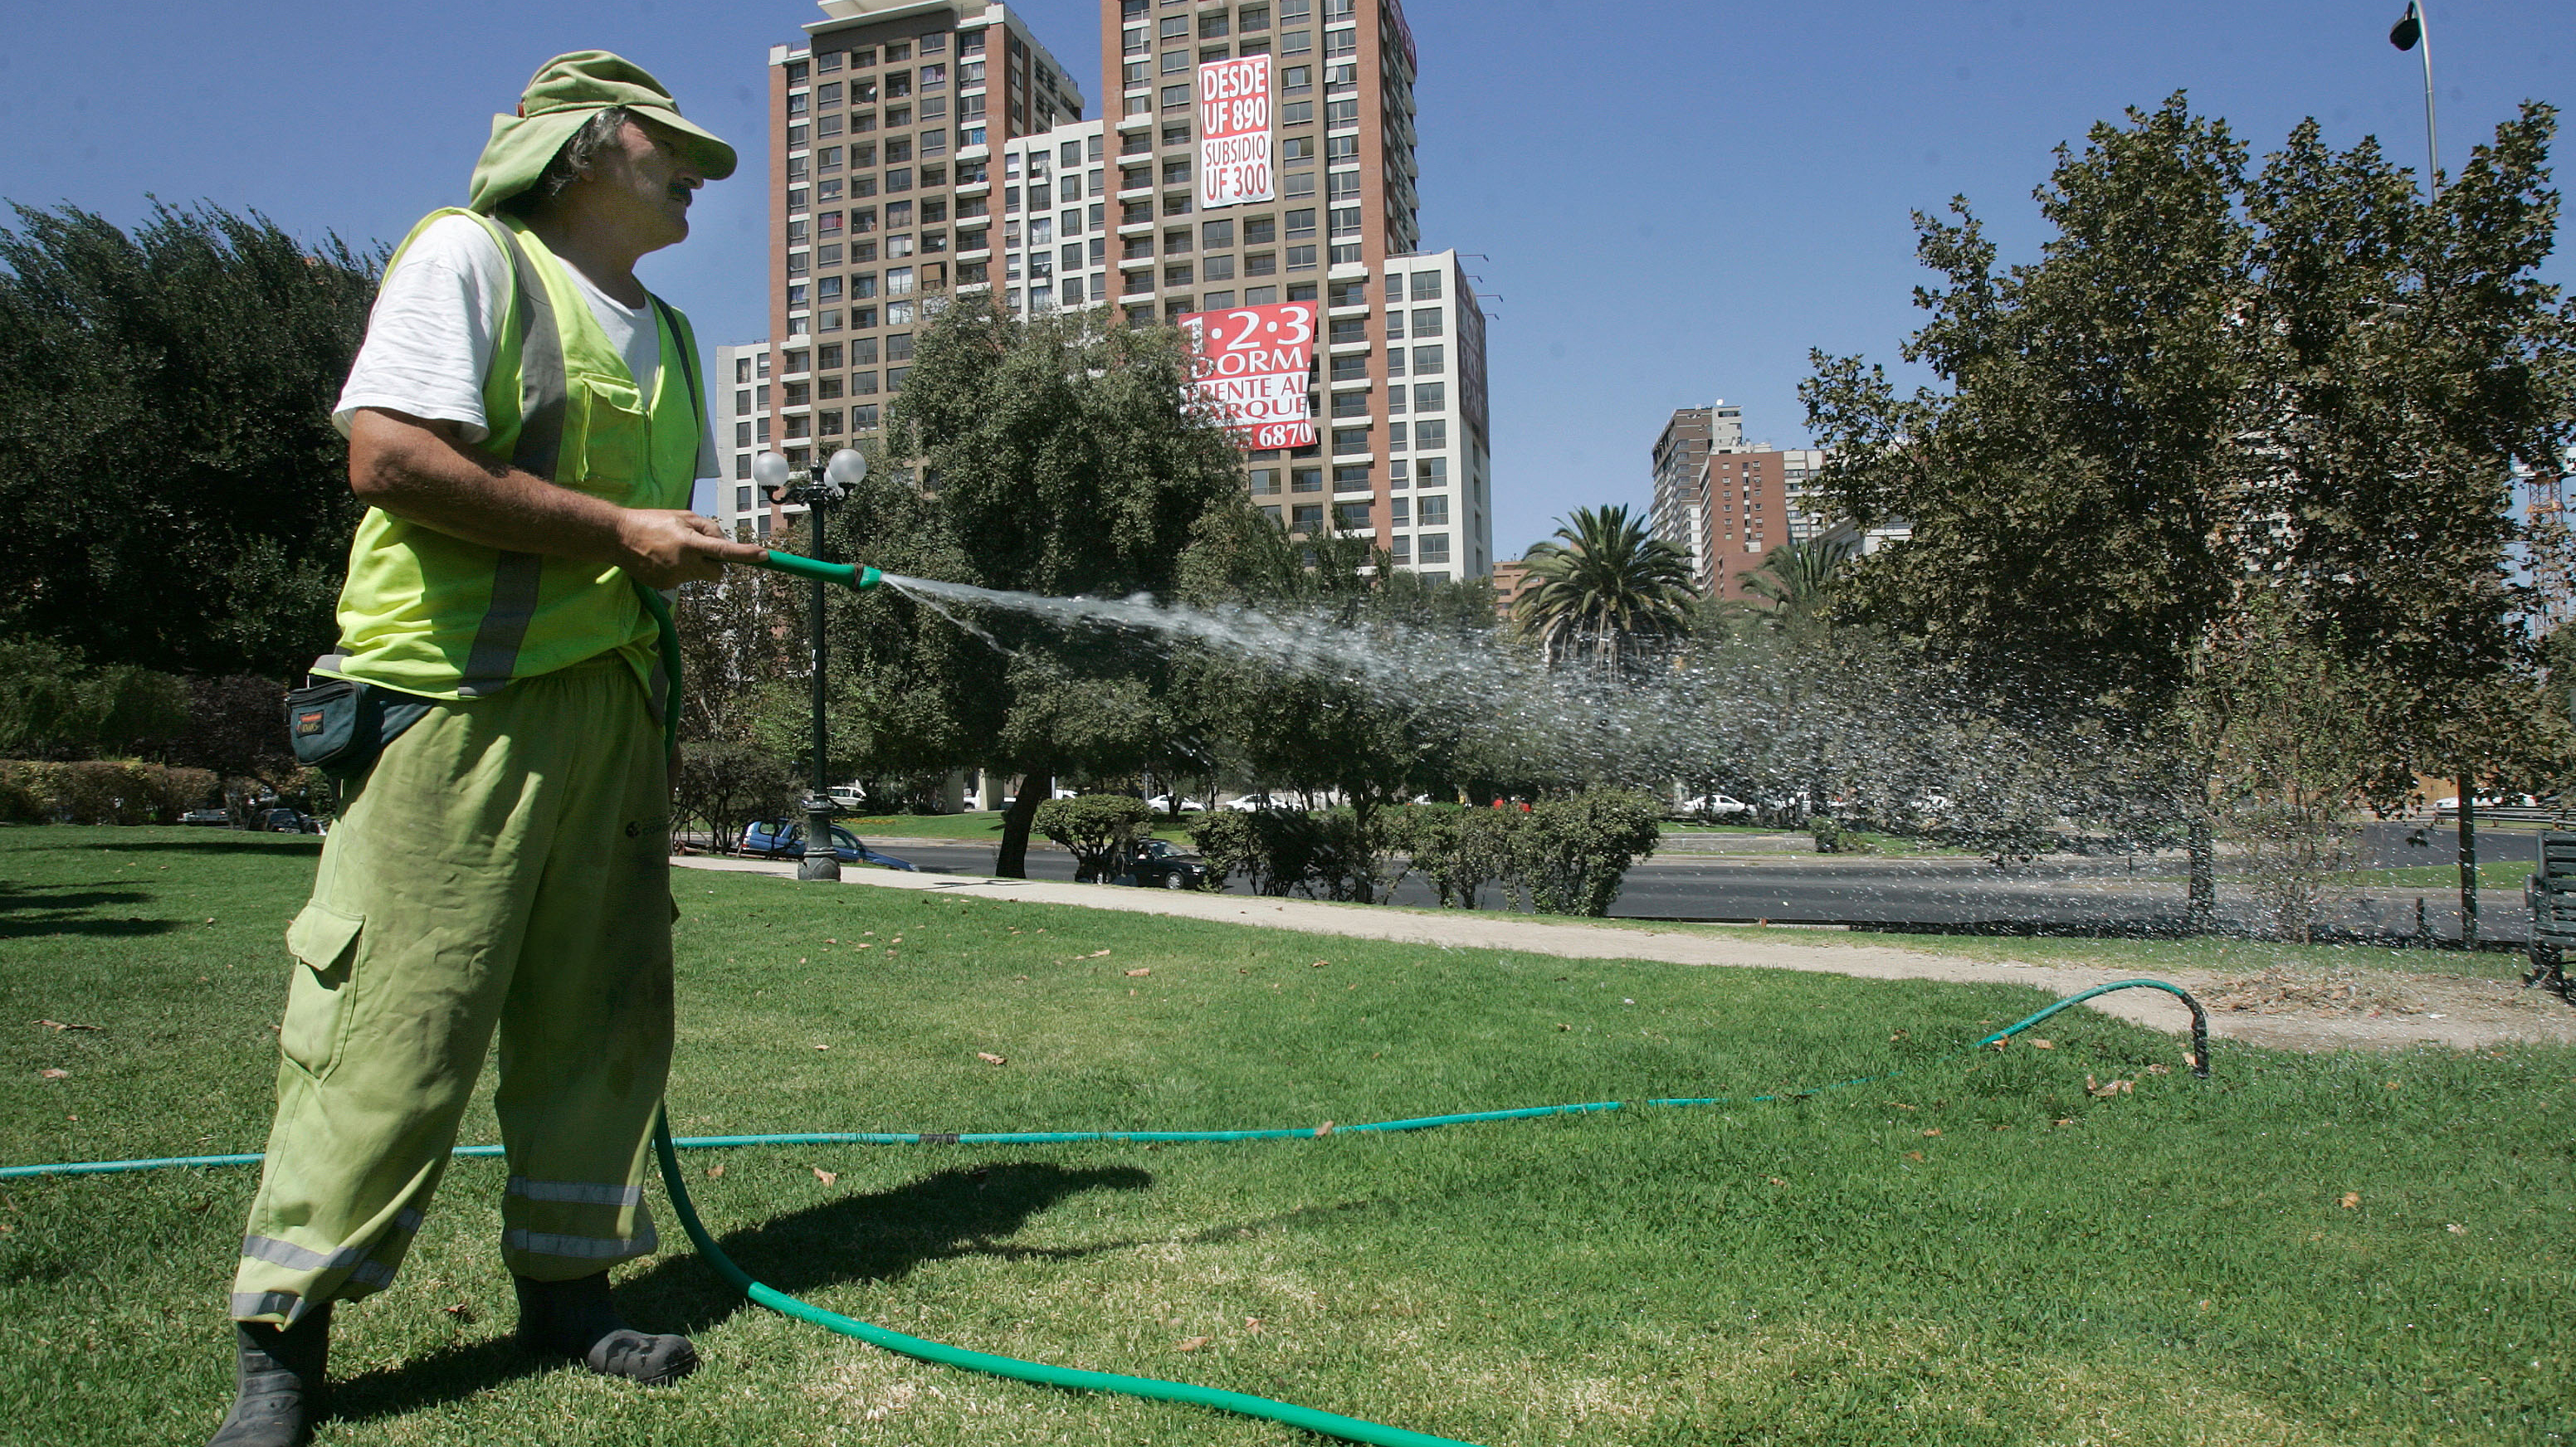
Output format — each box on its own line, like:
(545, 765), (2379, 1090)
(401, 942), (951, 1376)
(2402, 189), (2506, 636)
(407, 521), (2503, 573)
(334, 213), (715, 478)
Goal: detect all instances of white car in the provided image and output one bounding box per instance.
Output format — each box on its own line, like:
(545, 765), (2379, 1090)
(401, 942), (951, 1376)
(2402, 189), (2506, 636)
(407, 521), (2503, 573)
(1218, 793), (1282, 811)
(1673, 793), (1754, 820)
(1144, 793), (1208, 814)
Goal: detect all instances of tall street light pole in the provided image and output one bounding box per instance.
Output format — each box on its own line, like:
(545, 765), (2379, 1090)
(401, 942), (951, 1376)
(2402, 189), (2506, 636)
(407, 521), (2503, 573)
(2388, 3), (2441, 202)
(754, 446), (870, 882)
(2391, 3), (2475, 947)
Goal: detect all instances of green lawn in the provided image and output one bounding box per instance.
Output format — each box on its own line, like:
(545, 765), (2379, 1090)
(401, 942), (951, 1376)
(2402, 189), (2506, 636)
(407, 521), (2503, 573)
(2339, 860), (2537, 891)
(4, 826), (2570, 1445)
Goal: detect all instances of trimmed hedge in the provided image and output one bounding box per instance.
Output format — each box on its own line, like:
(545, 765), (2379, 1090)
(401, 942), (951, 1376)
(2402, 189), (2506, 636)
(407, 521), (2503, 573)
(0, 761), (220, 825)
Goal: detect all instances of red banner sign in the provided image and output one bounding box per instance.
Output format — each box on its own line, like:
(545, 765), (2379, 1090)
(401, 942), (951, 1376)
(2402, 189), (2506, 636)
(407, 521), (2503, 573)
(1197, 55), (1274, 208)
(1181, 300), (1316, 451)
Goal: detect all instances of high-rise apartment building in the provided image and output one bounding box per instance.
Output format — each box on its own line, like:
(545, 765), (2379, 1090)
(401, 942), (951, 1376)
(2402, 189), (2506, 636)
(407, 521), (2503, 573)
(1097, 0), (1487, 578)
(760, 0), (1489, 581)
(1647, 402), (1741, 592)
(764, 1), (1086, 474)
(713, 340), (775, 538)
(994, 119), (1111, 316)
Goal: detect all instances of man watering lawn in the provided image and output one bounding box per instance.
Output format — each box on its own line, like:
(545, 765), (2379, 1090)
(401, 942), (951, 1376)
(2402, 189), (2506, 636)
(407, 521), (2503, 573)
(209, 53), (767, 1447)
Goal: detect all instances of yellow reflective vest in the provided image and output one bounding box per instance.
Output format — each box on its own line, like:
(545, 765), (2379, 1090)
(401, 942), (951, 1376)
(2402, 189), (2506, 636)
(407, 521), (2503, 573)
(325, 209), (703, 711)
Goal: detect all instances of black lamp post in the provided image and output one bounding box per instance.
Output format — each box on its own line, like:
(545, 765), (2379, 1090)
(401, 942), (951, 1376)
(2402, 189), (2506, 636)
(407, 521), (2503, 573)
(754, 446), (869, 882)
(2393, 3), (2476, 945)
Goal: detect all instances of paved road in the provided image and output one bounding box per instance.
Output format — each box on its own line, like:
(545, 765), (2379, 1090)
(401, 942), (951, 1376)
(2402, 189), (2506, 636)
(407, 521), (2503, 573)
(820, 816), (2545, 945)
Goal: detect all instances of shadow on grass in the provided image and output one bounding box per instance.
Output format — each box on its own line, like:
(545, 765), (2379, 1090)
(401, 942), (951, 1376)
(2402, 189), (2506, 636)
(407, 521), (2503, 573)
(0, 882), (178, 939)
(327, 1160), (1153, 1427)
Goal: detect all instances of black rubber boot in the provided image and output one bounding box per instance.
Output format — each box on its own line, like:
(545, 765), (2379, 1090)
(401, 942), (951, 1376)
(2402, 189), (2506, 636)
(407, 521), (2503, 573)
(207, 1303), (331, 1447)
(513, 1272), (698, 1386)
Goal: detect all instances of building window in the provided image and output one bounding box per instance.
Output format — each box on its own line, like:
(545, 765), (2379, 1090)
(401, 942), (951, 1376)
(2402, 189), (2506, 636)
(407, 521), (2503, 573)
(1329, 389), (1368, 417)
(1286, 244), (1316, 270)
(851, 371), (878, 394)
(1281, 136), (1313, 161)
(1163, 192), (1193, 216)
(1281, 64), (1312, 93)
(1413, 420), (1447, 449)
(1414, 457), (1446, 487)
(1333, 463), (1371, 492)
(1290, 466), (1323, 492)
(1334, 501), (1370, 528)
(1416, 495), (1450, 526)
(1412, 307), (1444, 336)
(1417, 533), (1450, 565)
(887, 334), (915, 361)
(1329, 353), (1368, 382)
(1327, 316), (1366, 344)
(1386, 421), (1406, 451)
(1291, 504), (1324, 531)
(1249, 467), (1281, 494)
(1164, 262), (1193, 286)
(1410, 270), (1443, 300)
(1413, 382), (1444, 412)
(1331, 427), (1369, 456)
(1412, 343), (1444, 374)
(1285, 207), (1316, 239)
(1160, 83), (1191, 110)
(1203, 255), (1235, 280)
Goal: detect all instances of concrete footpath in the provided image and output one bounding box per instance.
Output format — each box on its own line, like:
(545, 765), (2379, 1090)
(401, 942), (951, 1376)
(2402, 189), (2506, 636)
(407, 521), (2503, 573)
(672, 855), (2576, 1055)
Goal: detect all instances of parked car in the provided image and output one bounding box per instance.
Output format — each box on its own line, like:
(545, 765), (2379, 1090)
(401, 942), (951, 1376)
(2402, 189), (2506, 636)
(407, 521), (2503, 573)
(259, 808), (320, 834)
(178, 808), (233, 827)
(1218, 793), (1282, 811)
(827, 784), (866, 811)
(1672, 794), (1754, 821)
(740, 819), (918, 871)
(1124, 837), (1212, 889)
(1144, 793), (1207, 815)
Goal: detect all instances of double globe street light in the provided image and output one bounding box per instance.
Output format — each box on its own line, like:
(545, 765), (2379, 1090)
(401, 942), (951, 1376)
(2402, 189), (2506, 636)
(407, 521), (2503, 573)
(753, 446), (868, 881)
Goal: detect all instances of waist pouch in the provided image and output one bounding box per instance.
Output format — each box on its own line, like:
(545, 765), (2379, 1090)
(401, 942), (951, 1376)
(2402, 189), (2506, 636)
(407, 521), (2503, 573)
(283, 659), (435, 779)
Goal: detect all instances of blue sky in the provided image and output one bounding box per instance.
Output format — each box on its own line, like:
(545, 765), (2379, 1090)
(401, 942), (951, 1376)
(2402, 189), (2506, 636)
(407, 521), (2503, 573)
(3, 0), (2568, 556)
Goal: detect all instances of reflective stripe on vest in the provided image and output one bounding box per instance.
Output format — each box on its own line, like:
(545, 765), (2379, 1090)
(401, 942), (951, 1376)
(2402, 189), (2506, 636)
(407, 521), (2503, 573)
(459, 224), (568, 697)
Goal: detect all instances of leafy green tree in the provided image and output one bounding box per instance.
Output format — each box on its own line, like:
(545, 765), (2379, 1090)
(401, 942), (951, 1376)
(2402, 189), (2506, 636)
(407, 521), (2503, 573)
(1739, 538), (1855, 633)
(1803, 95), (2575, 928)
(847, 300), (1246, 876)
(0, 202), (378, 676)
(1511, 504), (1695, 679)
(1169, 508), (1495, 850)
(0, 637), (190, 760)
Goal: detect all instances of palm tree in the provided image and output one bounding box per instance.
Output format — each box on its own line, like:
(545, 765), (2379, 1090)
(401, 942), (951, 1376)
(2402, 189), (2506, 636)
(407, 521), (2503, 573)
(1512, 504), (1696, 680)
(1740, 538), (1856, 630)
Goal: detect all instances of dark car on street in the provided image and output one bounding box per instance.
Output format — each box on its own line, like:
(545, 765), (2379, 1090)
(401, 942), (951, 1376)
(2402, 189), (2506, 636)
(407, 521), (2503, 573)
(1123, 837), (1211, 890)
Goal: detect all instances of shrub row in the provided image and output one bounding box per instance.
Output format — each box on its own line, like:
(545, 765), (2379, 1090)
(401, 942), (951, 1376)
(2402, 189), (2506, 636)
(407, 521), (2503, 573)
(0, 761), (220, 825)
(1188, 792), (1663, 916)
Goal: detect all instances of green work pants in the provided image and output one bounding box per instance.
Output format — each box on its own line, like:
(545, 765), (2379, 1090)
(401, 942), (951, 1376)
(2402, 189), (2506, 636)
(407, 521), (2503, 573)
(230, 657), (675, 1326)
